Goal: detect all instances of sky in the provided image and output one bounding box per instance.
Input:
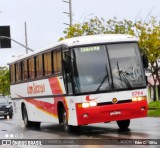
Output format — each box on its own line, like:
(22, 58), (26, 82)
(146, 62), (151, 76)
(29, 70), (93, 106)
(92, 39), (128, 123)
(0, 0), (159, 66)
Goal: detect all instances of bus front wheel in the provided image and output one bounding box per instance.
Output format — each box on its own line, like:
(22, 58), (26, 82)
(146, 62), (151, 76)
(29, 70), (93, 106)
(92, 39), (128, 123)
(117, 119), (130, 130)
(62, 108), (73, 133)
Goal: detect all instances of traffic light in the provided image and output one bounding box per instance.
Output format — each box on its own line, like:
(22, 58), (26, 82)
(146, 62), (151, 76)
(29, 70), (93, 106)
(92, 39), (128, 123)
(0, 26), (11, 48)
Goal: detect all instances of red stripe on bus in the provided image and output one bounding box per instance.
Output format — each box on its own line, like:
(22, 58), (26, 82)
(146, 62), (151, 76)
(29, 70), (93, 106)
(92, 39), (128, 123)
(48, 77), (63, 94)
(48, 77), (69, 120)
(25, 98), (58, 118)
(16, 94), (59, 118)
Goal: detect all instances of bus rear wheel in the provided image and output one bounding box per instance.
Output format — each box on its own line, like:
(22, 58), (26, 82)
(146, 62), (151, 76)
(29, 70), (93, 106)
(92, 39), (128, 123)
(117, 119), (130, 130)
(23, 105), (31, 128)
(22, 105), (41, 129)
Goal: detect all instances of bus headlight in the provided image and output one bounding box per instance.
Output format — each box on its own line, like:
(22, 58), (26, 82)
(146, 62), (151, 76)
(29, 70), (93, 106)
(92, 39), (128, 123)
(81, 101), (97, 108)
(132, 97), (137, 101)
(132, 96), (147, 102)
(89, 101), (97, 107)
(82, 102), (90, 108)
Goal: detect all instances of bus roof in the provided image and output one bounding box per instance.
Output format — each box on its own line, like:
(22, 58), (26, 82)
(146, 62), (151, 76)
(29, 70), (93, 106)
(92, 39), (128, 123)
(9, 34), (138, 64)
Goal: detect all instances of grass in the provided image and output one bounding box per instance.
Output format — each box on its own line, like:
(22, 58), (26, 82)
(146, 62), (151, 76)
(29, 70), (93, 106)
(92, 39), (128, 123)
(148, 110), (160, 117)
(148, 101), (160, 109)
(147, 101), (160, 117)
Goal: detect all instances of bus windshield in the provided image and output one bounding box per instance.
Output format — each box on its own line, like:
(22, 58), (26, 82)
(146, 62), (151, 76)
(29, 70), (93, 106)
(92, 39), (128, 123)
(107, 43), (146, 89)
(72, 43), (146, 93)
(73, 45), (112, 93)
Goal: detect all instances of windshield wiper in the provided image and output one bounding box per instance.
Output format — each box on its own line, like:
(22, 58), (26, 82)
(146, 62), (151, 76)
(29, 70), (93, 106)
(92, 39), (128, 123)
(96, 74), (109, 92)
(96, 67), (110, 92)
(117, 61), (132, 88)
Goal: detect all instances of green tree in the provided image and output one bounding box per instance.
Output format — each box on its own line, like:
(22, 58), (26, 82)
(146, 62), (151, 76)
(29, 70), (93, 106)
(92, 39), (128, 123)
(59, 17), (135, 40)
(60, 16), (160, 101)
(0, 67), (10, 96)
(135, 17), (160, 101)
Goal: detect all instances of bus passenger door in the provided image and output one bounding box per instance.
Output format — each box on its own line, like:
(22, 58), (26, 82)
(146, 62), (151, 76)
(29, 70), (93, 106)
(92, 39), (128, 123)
(62, 49), (73, 95)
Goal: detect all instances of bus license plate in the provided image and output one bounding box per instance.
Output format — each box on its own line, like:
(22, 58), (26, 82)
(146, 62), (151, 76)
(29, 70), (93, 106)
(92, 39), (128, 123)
(110, 111), (121, 116)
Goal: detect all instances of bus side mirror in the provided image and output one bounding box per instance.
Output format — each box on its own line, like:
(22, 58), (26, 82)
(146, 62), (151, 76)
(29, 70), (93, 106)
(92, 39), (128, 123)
(142, 54), (148, 69)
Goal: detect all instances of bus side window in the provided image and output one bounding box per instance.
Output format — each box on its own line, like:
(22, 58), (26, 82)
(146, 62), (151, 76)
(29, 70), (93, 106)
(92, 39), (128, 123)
(28, 57), (35, 79)
(36, 54), (43, 78)
(22, 60), (28, 80)
(15, 62), (22, 82)
(10, 64), (16, 83)
(53, 49), (62, 74)
(44, 52), (52, 76)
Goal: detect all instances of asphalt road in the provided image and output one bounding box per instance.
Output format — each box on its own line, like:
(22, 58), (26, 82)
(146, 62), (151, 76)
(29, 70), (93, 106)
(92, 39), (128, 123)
(0, 116), (160, 148)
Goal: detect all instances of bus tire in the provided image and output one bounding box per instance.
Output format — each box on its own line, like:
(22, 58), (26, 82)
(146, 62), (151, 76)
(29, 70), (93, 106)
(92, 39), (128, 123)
(22, 105), (32, 128)
(62, 108), (72, 133)
(117, 119), (130, 130)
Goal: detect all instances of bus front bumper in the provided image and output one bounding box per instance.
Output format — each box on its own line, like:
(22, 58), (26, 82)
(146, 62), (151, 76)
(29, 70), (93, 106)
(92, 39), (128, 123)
(76, 100), (148, 125)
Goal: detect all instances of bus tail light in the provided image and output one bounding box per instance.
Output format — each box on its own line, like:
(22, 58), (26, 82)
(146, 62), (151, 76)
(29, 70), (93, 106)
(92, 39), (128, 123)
(132, 96), (147, 102)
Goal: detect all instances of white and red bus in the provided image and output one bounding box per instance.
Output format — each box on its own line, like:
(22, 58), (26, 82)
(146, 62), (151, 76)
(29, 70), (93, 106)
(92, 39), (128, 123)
(9, 34), (148, 132)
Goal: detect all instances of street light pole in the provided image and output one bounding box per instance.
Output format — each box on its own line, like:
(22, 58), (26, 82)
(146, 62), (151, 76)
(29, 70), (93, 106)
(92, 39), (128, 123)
(0, 36), (34, 52)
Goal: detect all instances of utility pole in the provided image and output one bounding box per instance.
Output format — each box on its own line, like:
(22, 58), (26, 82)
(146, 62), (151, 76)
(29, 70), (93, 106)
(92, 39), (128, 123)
(24, 22), (28, 54)
(63, 0), (73, 27)
(69, 0), (72, 26)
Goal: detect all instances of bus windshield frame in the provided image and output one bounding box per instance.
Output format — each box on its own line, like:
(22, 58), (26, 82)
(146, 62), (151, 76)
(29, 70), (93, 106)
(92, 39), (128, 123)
(71, 42), (146, 94)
